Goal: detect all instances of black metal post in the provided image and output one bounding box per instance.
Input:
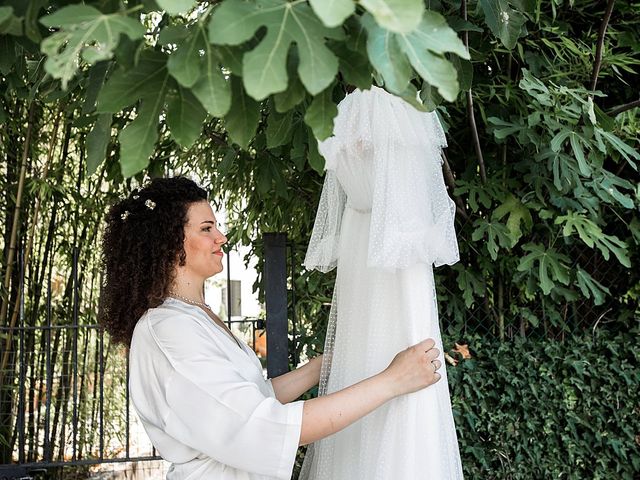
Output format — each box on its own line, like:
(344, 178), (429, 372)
(264, 233), (289, 378)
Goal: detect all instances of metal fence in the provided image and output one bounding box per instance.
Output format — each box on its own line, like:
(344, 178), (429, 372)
(0, 236), (295, 479)
(0, 227), (633, 478)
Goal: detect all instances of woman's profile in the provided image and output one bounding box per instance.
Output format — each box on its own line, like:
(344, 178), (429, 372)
(99, 176), (443, 479)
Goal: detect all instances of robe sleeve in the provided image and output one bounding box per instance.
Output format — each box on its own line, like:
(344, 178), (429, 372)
(149, 316), (304, 480)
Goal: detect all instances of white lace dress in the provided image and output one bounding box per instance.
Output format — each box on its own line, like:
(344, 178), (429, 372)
(300, 86), (464, 480)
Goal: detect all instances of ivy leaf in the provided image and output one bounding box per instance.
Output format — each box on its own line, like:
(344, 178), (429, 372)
(86, 113), (112, 175)
(40, 5), (144, 89)
(309, 0), (355, 27)
(517, 244), (571, 295)
(156, 0), (197, 15)
(576, 268), (610, 306)
(304, 86), (338, 141)
(360, 0), (424, 34)
(208, 0), (342, 100)
(224, 76), (260, 149)
(166, 85), (207, 148)
(478, 0), (527, 50)
(96, 51), (169, 113)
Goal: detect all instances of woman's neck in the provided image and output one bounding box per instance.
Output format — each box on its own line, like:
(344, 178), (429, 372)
(170, 272), (206, 302)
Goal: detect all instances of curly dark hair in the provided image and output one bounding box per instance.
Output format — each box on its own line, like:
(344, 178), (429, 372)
(99, 177), (208, 346)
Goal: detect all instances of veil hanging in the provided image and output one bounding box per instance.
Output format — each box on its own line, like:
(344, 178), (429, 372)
(303, 86), (459, 273)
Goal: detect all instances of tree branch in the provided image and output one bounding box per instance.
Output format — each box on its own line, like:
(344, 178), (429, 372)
(442, 151), (469, 220)
(607, 98), (640, 117)
(461, 0), (487, 183)
(590, 0), (616, 92)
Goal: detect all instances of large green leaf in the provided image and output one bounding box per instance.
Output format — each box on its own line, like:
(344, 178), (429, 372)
(517, 244), (571, 295)
(363, 12), (467, 100)
(471, 218), (512, 260)
(492, 195), (532, 246)
(190, 39), (231, 117)
(273, 74), (306, 112)
(156, 0), (197, 15)
(166, 24), (206, 88)
(86, 113), (112, 175)
(478, 0), (527, 50)
(0, 6), (22, 36)
(304, 87), (338, 141)
(360, 0), (424, 33)
(266, 109), (294, 148)
(40, 5), (144, 89)
(166, 85), (207, 148)
(307, 130), (325, 174)
(208, 0), (342, 100)
(575, 268), (610, 306)
(362, 14), (412, 93)
(96, 50), (168, 113)
(224, 76), (260, 149)
(118, 85), (168, 177)
(309, 0), (354, 27)
(556, 212), (631, 267)
(397, 13), (468, 101)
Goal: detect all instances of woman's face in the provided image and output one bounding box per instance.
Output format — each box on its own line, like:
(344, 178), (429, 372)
(182, 201), (227, 279)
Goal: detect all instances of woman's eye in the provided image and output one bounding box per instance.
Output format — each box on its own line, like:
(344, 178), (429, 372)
(203, 227), (212, 232)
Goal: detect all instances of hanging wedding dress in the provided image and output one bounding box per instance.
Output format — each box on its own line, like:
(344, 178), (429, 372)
(300, 86), (464, 480)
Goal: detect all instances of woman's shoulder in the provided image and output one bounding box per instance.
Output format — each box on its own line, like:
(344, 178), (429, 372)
(134, 299), (211, 348)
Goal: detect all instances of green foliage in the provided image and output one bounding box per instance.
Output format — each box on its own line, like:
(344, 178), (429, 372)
(446, 329), (640, 478)
(40, 5), (144, 89)
(15, 0), (473, 176)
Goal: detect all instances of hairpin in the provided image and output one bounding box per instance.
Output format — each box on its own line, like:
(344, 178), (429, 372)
(121, 211), (130, 221)
(145, 199), (156, 210)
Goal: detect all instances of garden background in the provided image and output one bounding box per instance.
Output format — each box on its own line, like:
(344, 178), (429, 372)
(0, 0), (638, 478)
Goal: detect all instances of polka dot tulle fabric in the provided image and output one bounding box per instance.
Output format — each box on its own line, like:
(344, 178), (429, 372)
(301, 86), (464, 480)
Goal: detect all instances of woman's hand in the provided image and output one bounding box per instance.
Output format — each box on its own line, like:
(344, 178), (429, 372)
(382, 338), (441, 397)
(299, 338), (441, 446)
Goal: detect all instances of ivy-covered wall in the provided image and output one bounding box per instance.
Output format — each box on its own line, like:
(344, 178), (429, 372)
(447, 329), (640, 479)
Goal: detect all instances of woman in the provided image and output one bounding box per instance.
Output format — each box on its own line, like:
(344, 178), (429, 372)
(99, 177), (442, 480)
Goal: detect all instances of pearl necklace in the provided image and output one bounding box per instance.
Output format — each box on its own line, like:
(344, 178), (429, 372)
(168, 291), (211, 310)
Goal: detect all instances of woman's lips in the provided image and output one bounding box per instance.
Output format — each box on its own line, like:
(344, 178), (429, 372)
(213, 251), (224, 257)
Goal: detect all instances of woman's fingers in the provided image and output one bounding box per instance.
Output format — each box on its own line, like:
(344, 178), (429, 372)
(424, 347), (440, 362)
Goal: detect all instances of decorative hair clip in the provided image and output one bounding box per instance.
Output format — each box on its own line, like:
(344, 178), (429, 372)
(145, 199), (156, 210)
(121, 211), (130, 221)
(132, 194), (139, 200)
